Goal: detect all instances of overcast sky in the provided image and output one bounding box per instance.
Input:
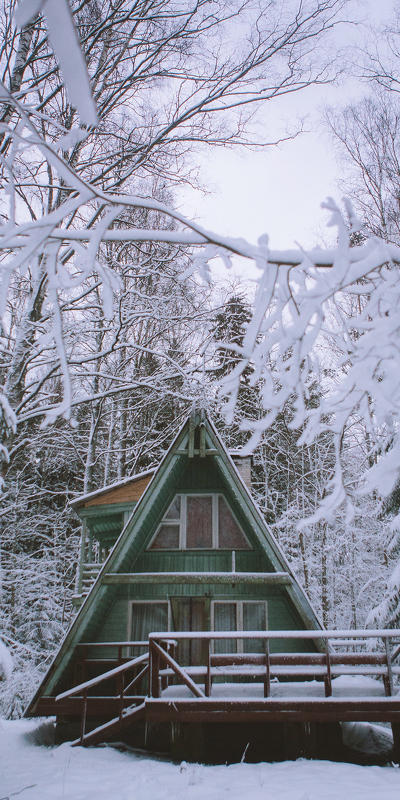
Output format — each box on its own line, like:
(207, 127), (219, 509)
(178, 0), (395, 256)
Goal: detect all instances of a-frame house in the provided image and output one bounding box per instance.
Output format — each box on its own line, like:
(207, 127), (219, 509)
(25, 410), (400, 763)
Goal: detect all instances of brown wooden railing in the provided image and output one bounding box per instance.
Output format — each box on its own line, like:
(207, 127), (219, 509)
(57, 652), (149, 743)
(56, 639), (177, 744)
(57, 641), (155, 744)
(148, 629), (400, 700)
(74, 640), (149, 686)
(56, 630), (400, 745)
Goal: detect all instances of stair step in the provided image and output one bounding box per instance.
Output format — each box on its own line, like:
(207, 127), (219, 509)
(71, 701), (146, 747)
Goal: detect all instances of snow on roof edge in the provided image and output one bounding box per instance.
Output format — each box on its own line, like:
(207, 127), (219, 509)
(70, 467), (156, 509)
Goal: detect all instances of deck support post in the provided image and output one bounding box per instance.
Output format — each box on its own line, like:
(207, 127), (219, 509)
(392, 723), (400, 763)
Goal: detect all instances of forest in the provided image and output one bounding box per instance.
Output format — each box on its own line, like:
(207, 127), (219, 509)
(1, 0), (400, 719)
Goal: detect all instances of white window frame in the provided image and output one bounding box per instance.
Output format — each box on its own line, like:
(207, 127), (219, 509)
(147, 493), (250, 550)
(211, 599), (268, 653)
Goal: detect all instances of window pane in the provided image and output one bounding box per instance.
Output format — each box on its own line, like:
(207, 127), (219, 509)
(150, 524), (179, 549)
(165, 496), (181, 520)
(213, 602), (237, 653)
(131, 602), (168, 654)
(218, 496), (251, 549)
(186, 495), (212, 548)
(243, 602), (267, 654)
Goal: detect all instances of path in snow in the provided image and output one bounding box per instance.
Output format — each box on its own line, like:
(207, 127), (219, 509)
(0, 718), (399, 800)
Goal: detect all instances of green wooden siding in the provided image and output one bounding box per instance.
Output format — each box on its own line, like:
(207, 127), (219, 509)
(77, 455), (309, 650)
(87, 513), (123, 547)
(36, 414), (322, 704)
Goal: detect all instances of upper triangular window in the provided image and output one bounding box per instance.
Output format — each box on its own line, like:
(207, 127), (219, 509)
(149, 494), (251, 550)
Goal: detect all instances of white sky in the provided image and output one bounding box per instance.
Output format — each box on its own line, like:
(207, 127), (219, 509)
(178, 0), (395, 254)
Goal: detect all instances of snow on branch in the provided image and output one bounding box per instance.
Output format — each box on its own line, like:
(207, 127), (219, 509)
(216, 199), (400, 522)
(15, 0), (98, 127)
(0, 639), (13, 681)
(1, 85), (399, 519)
(2, 4), (400, 521)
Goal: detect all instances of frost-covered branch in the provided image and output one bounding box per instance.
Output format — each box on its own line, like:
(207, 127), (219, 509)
(215, 199), (400, 522)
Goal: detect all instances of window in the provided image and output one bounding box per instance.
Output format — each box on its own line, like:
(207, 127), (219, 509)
(212, 600), (267, 653)
(148, 494), (251, 550)
(129, 601), (170, 653)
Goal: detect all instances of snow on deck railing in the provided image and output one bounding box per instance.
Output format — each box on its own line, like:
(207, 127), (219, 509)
(149, 629), (400, 639)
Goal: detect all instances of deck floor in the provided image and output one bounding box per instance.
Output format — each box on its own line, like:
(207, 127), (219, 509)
(161, 675), (388, 700)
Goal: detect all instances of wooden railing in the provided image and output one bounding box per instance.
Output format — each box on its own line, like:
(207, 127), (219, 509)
(57, 640), (155, 744)
(74, 640), (149, 684)
(56, 630), (400, 745)
(57, 651), (149, 744)
(148, 629), (400, 700)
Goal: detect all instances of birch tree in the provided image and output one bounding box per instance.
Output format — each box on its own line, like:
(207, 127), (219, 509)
(0, 0), (349, 468)
(4, 0), (400, 712)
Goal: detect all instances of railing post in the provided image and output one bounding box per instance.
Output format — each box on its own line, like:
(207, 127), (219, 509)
(205, 639), (211, 697)
(171, 640), (177, 689)
(150, 640), (160, 698)
(81, 645), (87, 685)
(119, 673), (124, 721)
(385, 635), (394, 697)
(165, 642), (171, 689)
(161, 641), (168, 691)
(264, 638), (270, 698)
(324, 638), (332, 697)
(80, 690), (88, 745)
(149, 639), (153, 697)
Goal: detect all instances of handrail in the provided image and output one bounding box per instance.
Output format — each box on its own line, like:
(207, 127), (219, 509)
(57, 628), (400, 747)
(76, 641), (149, 647)
(149, 629), (400, 640)
(391, 644), (400, 662)
(148, 629), (400, 701)
(150, 640), (204, 698)
(56, 652), (149, 701)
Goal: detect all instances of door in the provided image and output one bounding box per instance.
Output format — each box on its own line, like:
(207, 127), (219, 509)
(170, 596), (210, 666)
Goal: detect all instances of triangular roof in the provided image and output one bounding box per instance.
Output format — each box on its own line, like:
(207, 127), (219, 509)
(26, 410), (323, 713)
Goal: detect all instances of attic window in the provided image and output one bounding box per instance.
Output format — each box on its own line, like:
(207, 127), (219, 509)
(149, 494), (251, 550)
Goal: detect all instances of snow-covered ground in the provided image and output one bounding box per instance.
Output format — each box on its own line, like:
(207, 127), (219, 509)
(1, 718), (399, 800)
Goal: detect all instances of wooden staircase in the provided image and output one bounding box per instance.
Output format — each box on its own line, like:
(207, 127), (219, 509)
(72, 563), (102, 607)
(56, 651), (149, 746)
(54, 631), (400, 749)
(71, 701), (146, 747)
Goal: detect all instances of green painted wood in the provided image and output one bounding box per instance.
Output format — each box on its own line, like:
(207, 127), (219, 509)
(137, 551), (266, 568)
(28, 412), (323, 714)
(103, 572), (292, 585)
(94, 599), (129, 643)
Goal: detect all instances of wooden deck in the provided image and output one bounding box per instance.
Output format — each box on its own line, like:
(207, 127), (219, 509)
(42, 629), (400, 747)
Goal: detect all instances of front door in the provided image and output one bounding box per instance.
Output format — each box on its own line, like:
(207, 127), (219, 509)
(170, 596), (210, 666)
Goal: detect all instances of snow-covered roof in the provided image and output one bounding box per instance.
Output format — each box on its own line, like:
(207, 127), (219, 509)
(70, 468), (156, 509)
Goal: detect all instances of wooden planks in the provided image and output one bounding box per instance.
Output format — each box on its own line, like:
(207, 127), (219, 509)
(103, 572), (292, 585)
(144, 698), (400, 724)
(71, 702), (146, 747)
(84, 475), (153, 507)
